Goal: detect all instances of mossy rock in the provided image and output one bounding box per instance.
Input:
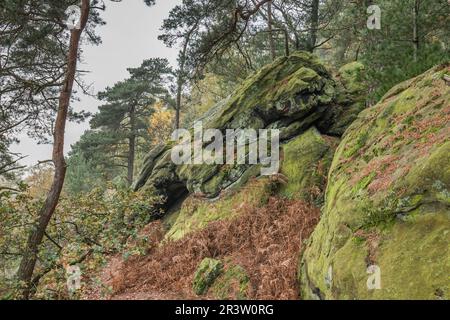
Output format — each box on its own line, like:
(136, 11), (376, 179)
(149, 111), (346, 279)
(211, 264), (250, 300)
(338, 61), (366, 95)
(163, 177), (274, 241)
(280, 127), (339, 205)
(163, 127), (338, 241)
(134, 52), (365, 209)
(318, 61), (367, 136)
(300, 63), (450, 300)
(193, 258), (224, 296)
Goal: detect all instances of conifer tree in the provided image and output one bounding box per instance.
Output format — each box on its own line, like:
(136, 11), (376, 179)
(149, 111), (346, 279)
(88, 59), (172, 186)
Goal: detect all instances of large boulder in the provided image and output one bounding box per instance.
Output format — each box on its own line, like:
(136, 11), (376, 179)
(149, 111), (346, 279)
(300, 63), (450, 299)
(323, 62), (367, 136)
(134, 52), (364, 210)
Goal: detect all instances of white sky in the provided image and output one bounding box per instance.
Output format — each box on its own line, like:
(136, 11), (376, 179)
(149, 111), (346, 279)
(10, 0), (181, 167)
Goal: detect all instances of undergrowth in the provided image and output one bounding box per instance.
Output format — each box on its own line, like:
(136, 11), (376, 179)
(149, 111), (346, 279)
(87, 197), (320, 300)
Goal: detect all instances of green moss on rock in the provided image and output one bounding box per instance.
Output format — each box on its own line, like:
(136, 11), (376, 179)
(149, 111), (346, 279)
(338, 62), (366, 95)
(211, 264), (250, 300)
(134, 52), (365, 208)
(300, 63), (450, 300)
(164, 178), (273, 241)
(280, 127), (338, 204)
(193, 258), (224, 296)
(321, 61), (367, 136)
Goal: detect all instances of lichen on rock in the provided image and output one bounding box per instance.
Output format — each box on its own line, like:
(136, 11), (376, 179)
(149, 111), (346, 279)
(300, 63), (450, 300)
(163, 177), (273, 241)
(192, 258), (224, 296)
(130, 52), (385, 300)
(280, 127), (338, 205)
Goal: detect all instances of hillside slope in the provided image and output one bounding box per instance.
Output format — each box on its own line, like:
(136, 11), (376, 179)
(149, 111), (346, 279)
(85, 52), (364, 300)
(88, 56), (449, 300)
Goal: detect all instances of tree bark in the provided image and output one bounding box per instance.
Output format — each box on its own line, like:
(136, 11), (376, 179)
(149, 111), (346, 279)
(267, 1), (276, 61)
(175, 39), (189, 130)
(127, 104), (136, 186)
(309, 0), (320, 52)
(174, 24), (197, 130)
(412, 0), (420, 62)
(175, 74), (182, 130)
(17, 0), (90, 299)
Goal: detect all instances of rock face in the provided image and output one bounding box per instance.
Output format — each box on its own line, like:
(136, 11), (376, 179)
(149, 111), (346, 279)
(300, 63), (450, 300)
(192, 258), (224, 296)
(279, 127), (338, 205)
(134, 52), (364, 209)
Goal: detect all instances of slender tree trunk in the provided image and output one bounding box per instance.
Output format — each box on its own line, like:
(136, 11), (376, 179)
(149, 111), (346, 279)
(175, 76), (182, 130)
(283, 29), (290, 57)
(294, 33), (300, 50)
(17, 0), (90, 299)
(127, 105), (136, 186)
(175, 38), (189, 130)
(309, 0), (320, 52)
(267, 0), (276, 60)
(412, 0), (420, 62)
(174, 24), (197, 130)
(175, 44), (188, 130)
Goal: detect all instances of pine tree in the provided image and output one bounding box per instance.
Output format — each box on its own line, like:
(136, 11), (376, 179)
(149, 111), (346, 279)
(88, 59), (172, 186)
(0, 0), (102, 143)
(16, 0), (92, 299)
(321, 0), (449, 101)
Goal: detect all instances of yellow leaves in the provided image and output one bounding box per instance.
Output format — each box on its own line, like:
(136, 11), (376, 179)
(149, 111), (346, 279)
(148, 101), (174, 146)
(25, 164), (54, 199)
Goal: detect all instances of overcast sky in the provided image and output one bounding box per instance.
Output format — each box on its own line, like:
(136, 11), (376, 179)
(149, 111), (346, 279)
(11, 0), (181, 168)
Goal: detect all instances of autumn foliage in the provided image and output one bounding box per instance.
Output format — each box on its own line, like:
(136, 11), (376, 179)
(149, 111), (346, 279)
(89, 197), (320, 300)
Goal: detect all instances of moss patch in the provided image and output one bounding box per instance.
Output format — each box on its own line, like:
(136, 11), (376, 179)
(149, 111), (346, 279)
(301, 63), (450, 300)
(193, 258), (224, 296)
(211, 264), (250, 300)
(164, 178), (273, 241)
(280, 127), (338, 205)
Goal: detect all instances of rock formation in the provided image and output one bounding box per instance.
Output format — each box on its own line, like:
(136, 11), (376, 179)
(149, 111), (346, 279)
(300, 63), (450, 299)
(133, 51), (449, 300)
(134, 52), (365, 209)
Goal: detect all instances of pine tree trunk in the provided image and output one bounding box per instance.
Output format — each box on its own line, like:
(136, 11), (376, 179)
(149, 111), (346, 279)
(127, 105), (136, 186)
(309, 0), (320, 52)
(17, 0), (90, 299)
(175, 79), (182, 130)
(174, 25), (197, 130)
(175, 43), (188, 130)
(413, 0), (419, 62)
(267, 1), (276, 61)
